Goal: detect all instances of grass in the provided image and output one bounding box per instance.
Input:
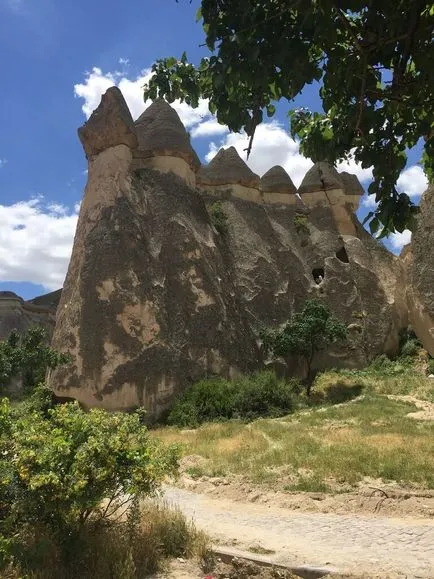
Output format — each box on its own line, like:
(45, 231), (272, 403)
(9, 501), (210, 579)
(152, 365), (434, 493)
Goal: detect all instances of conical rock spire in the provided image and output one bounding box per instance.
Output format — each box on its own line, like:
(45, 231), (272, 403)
(135, 99), (200, 168)
(197, 146), (260, 188)
(260, 166), (297, 194)
(78, 86), (137, 159)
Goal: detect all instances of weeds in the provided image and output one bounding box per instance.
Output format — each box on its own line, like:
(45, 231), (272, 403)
(209, 201), (228, 234)
(9, 501), (208, 578)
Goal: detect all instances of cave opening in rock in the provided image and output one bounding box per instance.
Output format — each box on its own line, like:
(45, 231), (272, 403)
(336, 246), (349, 263)
(312, 268), (324, 284)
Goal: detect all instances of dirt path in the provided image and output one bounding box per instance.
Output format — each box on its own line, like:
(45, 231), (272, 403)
(386, 395), (434, 421)
(163, 486), (434, 578)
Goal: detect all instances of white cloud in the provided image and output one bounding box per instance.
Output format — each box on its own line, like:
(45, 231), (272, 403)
(336, 152), (373, 182)
(397, 165), (428, 198)
(361, 194), (378, 210)
(205, 122), (314, 187)
(190, 118), (229, 138)
(387, 229), (412, 252)
(74, 67), (222, 136)
(0, 199), (78, 290)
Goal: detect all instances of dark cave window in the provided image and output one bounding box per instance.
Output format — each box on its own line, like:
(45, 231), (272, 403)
(312, 268), (324, 284)
(336, 247), (349, 263)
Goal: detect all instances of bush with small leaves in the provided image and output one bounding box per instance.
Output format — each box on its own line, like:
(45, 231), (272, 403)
(0, 398), (180, 574)
(261, 300), (347, 394)
(168, 371), (296, 427)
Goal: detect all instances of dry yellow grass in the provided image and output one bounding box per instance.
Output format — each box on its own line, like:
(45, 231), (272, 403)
(152, 369), (434, 492)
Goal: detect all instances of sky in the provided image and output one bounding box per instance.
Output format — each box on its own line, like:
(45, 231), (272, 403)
(0, 0), (428, 300)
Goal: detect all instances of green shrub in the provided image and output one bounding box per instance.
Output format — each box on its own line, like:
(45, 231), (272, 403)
(427, 358), (434, 375)
(168, 377), (236, 427)
(7, 501), (206, 579)
(209, 201), (228, 234)
(293, 213), (309, 235)
(0, 398), (180, 574)
(168, 371), (296, 427)
(261, 300), (347, 395)
(0, 327), (69, 392)
(234, 372), (296, 420)
(368, 354), (413, 376)
(399, 339), (420, 358)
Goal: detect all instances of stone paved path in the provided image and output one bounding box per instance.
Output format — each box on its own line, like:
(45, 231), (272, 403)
(164, 487), (434, 578)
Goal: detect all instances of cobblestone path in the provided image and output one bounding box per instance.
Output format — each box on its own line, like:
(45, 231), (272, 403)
(164, 487), (434, 578)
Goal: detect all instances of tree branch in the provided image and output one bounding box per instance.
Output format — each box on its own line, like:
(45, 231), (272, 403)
(356, 53), (368, 134)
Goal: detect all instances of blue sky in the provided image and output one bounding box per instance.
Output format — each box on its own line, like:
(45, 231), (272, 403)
(0, 0), (428, 300)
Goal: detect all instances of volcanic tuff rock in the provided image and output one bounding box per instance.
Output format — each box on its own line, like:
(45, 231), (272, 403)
(0, 290), (60, 339)
(78, 86), (137, 159)
(404, 184), (434, 356)
(197, 146), (260, 187)
(48, 88), (427, 415)
(260, 166), (297, 194)
(134, 99), (200, 169)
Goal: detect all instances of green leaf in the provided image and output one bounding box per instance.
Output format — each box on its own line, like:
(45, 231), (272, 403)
(266, 104), (276, 117)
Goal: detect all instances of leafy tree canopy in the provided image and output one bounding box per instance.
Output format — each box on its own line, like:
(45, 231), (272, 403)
(143, 1), (434, 236)
(261, 300), (347, 393)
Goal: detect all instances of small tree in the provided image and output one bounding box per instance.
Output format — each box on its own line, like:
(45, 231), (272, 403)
(0, 327), (69, 391)
(262, 300), (347, 394)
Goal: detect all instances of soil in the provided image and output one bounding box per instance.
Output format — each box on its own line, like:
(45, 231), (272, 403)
(386, 395), (434, 421)
(174, 469), (434, 519)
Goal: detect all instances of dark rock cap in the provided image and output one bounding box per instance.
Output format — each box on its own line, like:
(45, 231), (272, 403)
(260, 166), (297, 194)
(298, 161), (343, 195)
(134, 99), (200, 169)
(197, 147), (260, 188)
(339, 171), (365, 196)
(78, 86), (138, 159)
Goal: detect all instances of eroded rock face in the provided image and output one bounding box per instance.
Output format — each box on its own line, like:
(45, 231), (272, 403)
(50, 90), (414, 416)
(207, 195), (407, 370)
(50, 90), (258, 415)
(405, 185), (434, 355)
(51, 168), (258, 415)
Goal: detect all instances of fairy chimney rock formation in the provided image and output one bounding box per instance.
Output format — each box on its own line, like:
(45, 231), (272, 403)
(49, 89), (258, 415)
(49, 90), (426, 416)
(260, 165), (297, 205)
(78, 86), (138, 159)
(405, 184), (434, 356)
(297, 162), (364, 235)
(197, 146), (262, 203)
(133, 99), (200, 186)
